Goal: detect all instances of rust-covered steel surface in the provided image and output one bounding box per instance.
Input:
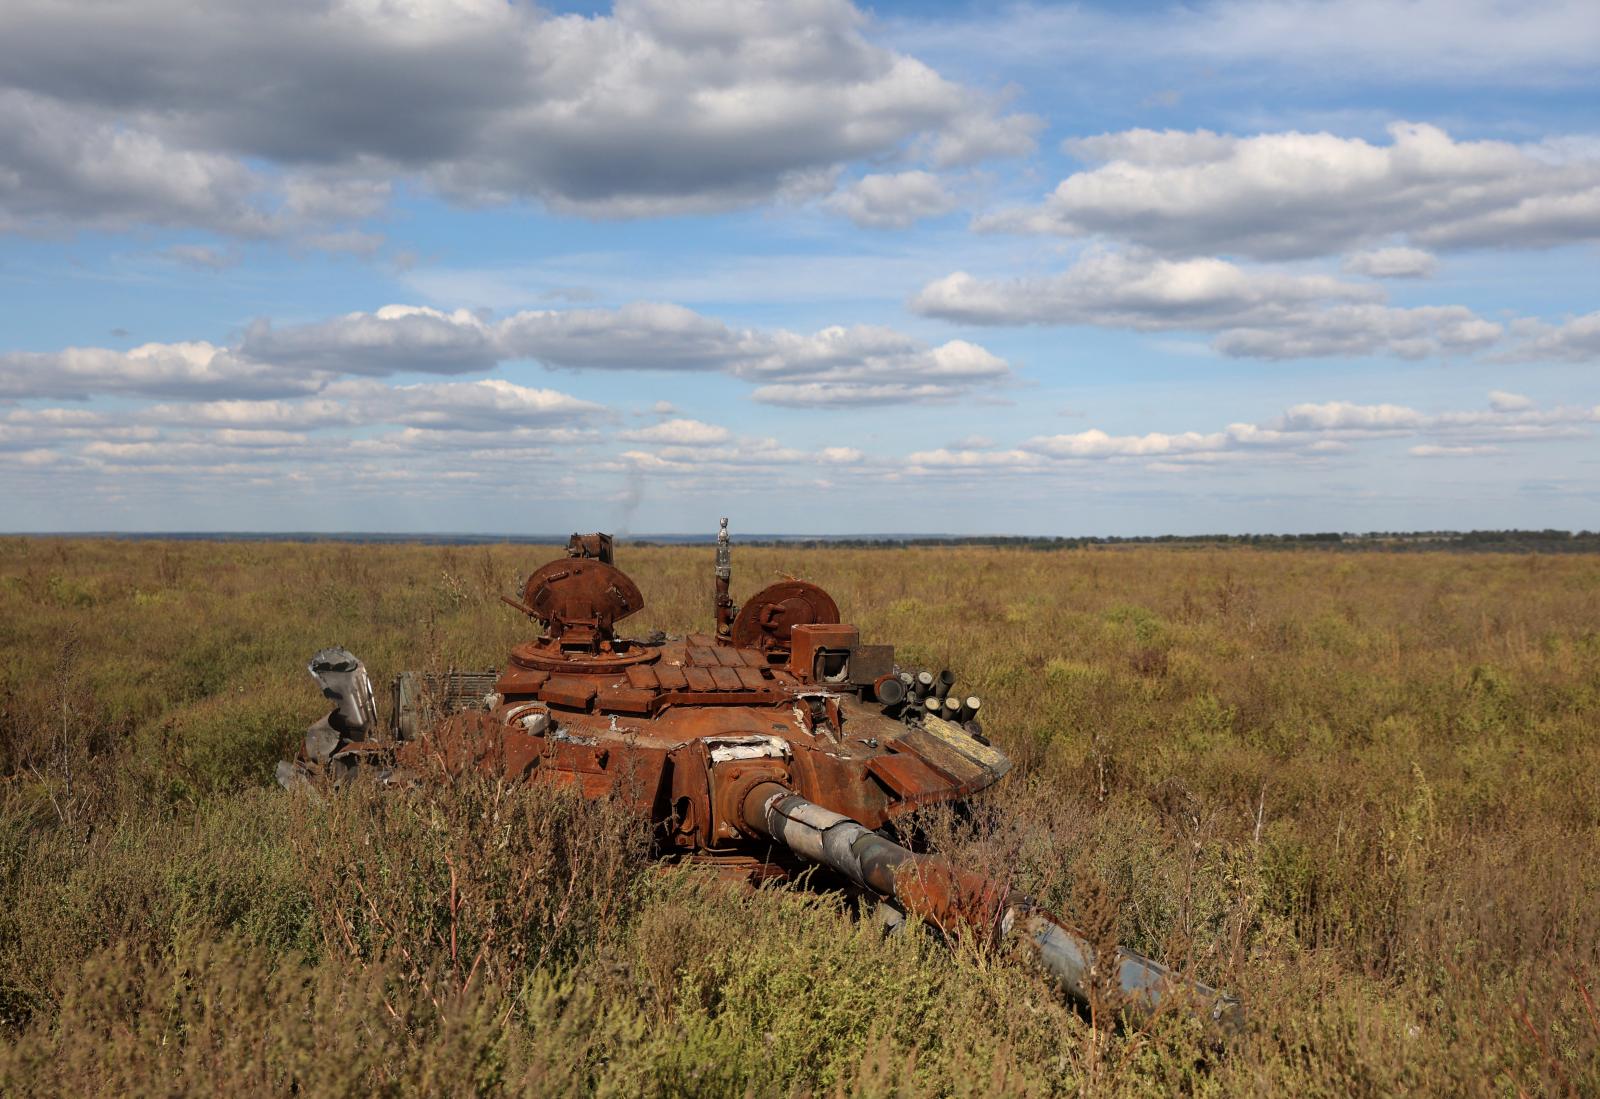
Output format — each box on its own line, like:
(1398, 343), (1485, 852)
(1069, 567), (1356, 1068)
(404, 626), (1009, 841)
(283, 521), (1239, 1033)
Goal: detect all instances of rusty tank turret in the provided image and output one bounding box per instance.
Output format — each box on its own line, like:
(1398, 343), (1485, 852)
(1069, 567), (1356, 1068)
(281, 520), (1240, 1033)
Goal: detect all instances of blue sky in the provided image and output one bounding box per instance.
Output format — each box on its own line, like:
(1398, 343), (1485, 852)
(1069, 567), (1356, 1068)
(1, 0), (1596, 535)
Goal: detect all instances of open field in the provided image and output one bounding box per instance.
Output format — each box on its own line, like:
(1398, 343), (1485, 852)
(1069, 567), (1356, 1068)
(2, 537), (1598, 1096)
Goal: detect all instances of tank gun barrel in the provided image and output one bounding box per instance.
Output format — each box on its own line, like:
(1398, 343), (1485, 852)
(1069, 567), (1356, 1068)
(740, 782), (1240, 1033)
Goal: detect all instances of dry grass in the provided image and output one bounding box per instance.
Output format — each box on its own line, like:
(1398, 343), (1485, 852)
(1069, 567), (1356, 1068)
(1, 536), (1598, 1096)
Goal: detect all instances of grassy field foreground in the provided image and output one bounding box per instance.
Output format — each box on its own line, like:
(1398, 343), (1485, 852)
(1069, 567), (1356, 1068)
(1, 537), (1598, 1096)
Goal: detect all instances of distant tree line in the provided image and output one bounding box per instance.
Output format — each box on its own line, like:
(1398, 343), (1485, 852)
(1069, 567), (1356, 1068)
(30, 529), (1600, 553)
(720, 530), (1600, 553)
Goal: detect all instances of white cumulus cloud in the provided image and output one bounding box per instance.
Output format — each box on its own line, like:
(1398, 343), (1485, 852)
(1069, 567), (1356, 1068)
(503, 306), (1013, 405)
(894, 392), (1600, 477)
(1, 300), (1015, 407)
(1410, 444), (1504, 457)
(825, 170), (959, 229)
(0, 341), (318, 401)
(240, 306), (497, 377)
(378, 379), (606, 430)
(1488, 390), (1534, 412)
(978, 122), (1600, 260)
(0, 0), (1034, 232)
(1341, 247), (1438, 279)
(911, 249), (1503, 360)
(1504, 311), (1600, 363)
(617, 419), (733, 445)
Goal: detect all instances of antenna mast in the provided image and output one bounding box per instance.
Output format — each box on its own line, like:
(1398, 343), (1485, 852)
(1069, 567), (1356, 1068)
(714, 517), (734, 642)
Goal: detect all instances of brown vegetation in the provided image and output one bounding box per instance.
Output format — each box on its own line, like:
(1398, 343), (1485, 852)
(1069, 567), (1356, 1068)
(1, 537), (1597, 1095)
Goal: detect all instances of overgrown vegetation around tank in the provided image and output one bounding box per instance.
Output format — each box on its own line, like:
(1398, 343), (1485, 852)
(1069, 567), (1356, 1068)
(1, 537), (1597, 1096)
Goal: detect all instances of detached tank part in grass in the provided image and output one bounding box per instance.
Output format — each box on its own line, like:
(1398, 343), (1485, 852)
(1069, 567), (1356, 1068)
(280, 520), (1241, 1034)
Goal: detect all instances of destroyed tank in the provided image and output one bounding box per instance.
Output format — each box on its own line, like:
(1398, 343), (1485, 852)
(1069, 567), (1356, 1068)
(281, 521), (1239, 1031)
